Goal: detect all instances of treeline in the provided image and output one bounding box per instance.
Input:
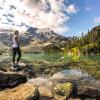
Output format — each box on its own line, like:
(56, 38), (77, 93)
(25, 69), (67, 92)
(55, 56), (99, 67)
(69, 26), (100, 55)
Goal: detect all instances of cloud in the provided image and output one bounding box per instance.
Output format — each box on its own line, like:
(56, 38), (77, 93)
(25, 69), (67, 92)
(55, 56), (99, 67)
(85, 6), (92, 11)
(54, 26), (70, 34)
(94, 17), (100, 24)
(7, 18), (13, 22)
(66, 4), (78, 14)
(0, 0), (79, 34)
(10, 5), (16, 10)
(0, 7), (3, 9)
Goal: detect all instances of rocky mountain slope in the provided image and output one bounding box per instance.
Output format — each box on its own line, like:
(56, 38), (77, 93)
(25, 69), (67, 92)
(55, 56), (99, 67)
(0, 27), (70, 53)
(26, 27), (69, 42)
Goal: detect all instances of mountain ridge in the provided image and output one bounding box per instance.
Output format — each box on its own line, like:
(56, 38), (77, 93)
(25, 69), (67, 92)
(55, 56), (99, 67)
(0, 25), (99, 53)
(0, 27), (70, 53)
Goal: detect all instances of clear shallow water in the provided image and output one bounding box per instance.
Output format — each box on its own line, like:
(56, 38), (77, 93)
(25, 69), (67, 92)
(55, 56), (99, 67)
(22, 52), (66, 62)
(0, 52), (63, 62)
(51, 69), (91, 80)
(0, 52), (100, 80)
(1, 52), (100, 63)
(51, 69), (100, 89)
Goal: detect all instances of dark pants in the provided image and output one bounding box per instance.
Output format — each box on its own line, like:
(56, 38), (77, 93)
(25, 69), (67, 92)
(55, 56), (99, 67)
(12, 47), (21, 63)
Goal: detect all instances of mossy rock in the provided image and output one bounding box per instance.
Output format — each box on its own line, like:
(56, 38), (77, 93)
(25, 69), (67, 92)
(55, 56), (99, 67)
(53, 82), (74, 100)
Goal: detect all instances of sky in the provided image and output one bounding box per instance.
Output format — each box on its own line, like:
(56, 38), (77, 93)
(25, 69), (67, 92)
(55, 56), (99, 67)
(0, 0), (100, 36)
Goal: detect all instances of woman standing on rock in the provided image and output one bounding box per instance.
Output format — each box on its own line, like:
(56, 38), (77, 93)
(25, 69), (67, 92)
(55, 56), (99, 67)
(12, 30), (21, 68)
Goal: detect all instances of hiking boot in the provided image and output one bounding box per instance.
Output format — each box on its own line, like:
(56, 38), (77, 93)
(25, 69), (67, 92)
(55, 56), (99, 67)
(11, 64), (16, 69)
(15, 63), (21, 70)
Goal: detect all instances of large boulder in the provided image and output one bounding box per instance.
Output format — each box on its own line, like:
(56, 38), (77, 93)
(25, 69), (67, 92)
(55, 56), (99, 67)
(53, 82), (74, 100)
(77, 85), (100, 98)
(28, 78), (53, 98)
(0, 71), (27, 89)
(0, 81), (39, 100)
(1, 63), (36, 78)
(14, 63), (36, 78)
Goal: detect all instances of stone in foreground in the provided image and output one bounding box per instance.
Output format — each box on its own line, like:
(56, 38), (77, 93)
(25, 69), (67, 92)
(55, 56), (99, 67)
(77, 85), (100, 98)
(0, 82), (39, 100)
(53, 82), (74, 100)
(0, 71), (27, 89)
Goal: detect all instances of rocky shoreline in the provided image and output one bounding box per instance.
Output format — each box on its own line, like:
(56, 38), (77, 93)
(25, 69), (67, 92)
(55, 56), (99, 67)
(0, 63), (100, 100)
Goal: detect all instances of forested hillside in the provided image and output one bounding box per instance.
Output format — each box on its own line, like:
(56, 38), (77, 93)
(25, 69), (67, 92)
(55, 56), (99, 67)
(69, 26), (100, 55)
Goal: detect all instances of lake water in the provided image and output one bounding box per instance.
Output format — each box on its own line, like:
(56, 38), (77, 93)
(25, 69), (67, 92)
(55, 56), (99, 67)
(0, 52), (100, 81)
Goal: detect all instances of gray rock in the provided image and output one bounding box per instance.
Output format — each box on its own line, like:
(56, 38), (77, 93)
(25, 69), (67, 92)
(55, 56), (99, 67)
(0, 71), (27, 89)
(77, 85), (100, 98)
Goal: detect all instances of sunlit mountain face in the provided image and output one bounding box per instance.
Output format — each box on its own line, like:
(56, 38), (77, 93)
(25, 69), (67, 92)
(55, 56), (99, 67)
(0, 0), (100, 36)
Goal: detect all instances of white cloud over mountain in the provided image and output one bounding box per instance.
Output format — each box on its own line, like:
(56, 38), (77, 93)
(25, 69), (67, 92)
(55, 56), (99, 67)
(66, 4), (78, 14)
(0, 0), (78, 34)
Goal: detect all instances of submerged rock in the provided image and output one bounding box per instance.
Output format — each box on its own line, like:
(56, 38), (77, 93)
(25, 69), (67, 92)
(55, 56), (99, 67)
(28, 78), (53, 98)
(53, 82), (74, 100)
(77, 85), (100, 98)
(0, 71), (27, 89)
(0, 81), (39, 100)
